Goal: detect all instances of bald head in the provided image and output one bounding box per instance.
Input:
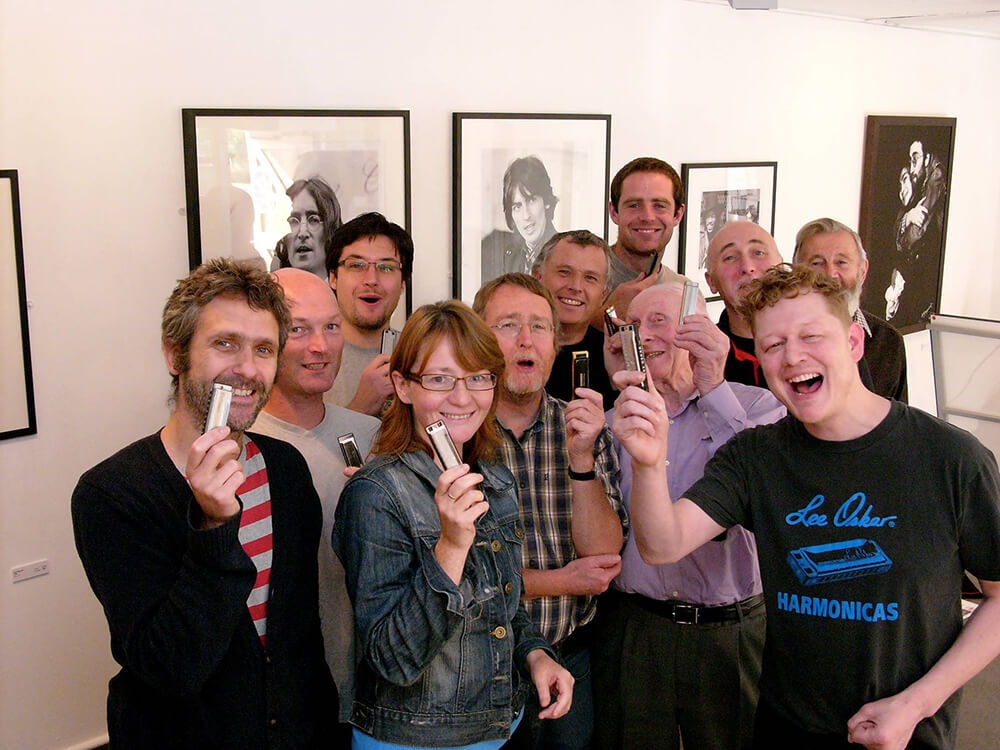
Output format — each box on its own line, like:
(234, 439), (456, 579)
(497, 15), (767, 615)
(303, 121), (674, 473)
(705, 221), (782, 310)
(269, 267), (343, 399)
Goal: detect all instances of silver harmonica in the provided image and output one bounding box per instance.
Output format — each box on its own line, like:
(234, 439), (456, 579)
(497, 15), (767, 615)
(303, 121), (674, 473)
(337, 433), (363, 468)
(381, 328), (399, 357)
(619, 323), (649, 391)
(426, 420), (462, 469)
(680, 280), (699, 320)
(204, 383), (233, 432)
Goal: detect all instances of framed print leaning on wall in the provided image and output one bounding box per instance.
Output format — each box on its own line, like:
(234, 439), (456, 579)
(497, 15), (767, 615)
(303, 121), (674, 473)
(0, 170), (36, 440)
(858, 115), (955, 334)
(677, 161), (777, 303)
(453, 113), (611, 301)
(182, 108), (412, 314)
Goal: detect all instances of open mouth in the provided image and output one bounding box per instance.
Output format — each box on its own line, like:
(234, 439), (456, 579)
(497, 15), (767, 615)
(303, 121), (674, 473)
(645, 350), (665, 359)
(514, 357), (537, 371)
(359, 294), (382, 306)
(558, 297), (584, 307)
(303, 363), (327, 371)
(788, 372), (823, 395)
(293, 245), (314, 255)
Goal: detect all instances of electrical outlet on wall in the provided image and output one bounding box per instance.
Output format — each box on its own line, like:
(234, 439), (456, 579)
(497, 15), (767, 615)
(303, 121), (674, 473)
(11, 559), (49, 583)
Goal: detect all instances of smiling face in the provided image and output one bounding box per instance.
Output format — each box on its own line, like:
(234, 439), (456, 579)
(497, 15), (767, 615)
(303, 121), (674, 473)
(330, 234), (405, 334)
(272, 269), (343, 399)
(170, 294), (279, 432)
(609, 171), (685, 259)
(797, 230), (868, 312)
(626, 285), (698, 394)
(287, 190), (326, 277)
(535, 240), (608, 332)
(705, 221), (782, 308)
(510, 186), (549, 250)
(393, 336), (495, 453)
(754, 292), (864, 434)
(482, 284), (557, 400)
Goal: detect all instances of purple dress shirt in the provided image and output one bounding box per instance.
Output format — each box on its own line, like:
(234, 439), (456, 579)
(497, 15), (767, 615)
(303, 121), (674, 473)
(608, 381), (785, 606)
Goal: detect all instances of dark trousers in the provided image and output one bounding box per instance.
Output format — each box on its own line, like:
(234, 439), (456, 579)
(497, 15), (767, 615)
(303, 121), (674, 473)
(591, 590), (766, 750)
(503, 638), (593, 750)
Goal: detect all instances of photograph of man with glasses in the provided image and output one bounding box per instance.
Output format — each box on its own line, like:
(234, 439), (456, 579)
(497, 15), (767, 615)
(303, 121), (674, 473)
(273, 176), (344, 279)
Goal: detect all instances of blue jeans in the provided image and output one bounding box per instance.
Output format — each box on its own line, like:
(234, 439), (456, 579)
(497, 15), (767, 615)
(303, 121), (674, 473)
(503, 643), (593, 750)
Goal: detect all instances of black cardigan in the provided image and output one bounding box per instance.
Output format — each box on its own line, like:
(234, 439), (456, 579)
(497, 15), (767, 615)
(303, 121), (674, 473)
(72, 431), (341, 749)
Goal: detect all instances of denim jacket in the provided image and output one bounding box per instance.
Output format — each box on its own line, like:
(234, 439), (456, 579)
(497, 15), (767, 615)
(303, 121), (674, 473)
(333, 449), (553, 746)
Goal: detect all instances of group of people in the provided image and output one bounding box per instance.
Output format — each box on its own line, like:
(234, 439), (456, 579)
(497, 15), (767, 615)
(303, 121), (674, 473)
(72, 156), (999, 750)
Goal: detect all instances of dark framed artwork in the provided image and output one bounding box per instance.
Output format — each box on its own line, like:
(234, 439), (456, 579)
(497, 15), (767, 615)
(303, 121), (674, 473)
(0, 170), (36, 440)
(182, 108), (412, 315)
(859, 115), (955, 334)
(453, 113), (611, 301)
(677, 162), (777, 303)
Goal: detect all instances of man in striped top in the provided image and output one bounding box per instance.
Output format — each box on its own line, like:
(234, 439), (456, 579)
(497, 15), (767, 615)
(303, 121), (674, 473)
(72, 259), (341, 749)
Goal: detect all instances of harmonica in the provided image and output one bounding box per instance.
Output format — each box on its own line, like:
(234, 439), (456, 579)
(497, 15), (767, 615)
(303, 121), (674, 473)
(572, 350), (590, 393)
(787, 538), (893, 586)
(680, 280), (699, 320)
(426, 420), (462, 470)
(381, 328), (399, 357)
(604, 306), (620, 336)
(204, 383), (233, 433)
(337, 433), (363, 468)
(619, 323), (649, 391)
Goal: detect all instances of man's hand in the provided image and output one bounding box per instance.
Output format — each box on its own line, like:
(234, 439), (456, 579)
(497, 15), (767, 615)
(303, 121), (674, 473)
(347, 354), (394, 416)
(564, 388), (606, 472)
(674, 313), (728, 396)
(847, 691), (926, 750)
(611, 370), (668, 468)
(562, 554), (622, 596)
(903, 198), (928, 230)
(525, 649), (574, 720)
(186, 426), (243, 528)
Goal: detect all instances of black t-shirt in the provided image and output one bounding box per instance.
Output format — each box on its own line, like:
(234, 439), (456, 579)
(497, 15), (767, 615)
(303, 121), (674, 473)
(545, 325), (616, 411)
(685, 401), (1000, 745)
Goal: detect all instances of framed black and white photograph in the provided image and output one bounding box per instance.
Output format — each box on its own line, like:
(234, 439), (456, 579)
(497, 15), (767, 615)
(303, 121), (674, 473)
(453, 113), (611, 301)
(859, 115), (955, 334)
(182, 108), (411, 312)
(678, 162), (777, 303)
(0, 169), (36, 441)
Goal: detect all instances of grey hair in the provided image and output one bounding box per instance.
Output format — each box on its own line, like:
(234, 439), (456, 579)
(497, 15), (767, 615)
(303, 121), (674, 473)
(793, 218), (868, 266)
(531, 229), (612, 291)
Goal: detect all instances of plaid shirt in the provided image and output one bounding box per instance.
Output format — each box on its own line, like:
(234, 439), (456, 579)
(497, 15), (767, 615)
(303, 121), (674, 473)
(497, 393), (627, 645)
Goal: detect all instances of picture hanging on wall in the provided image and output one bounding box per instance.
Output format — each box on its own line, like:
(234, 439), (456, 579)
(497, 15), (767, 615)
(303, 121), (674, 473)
(677, 161), (777, 303)
(858, 115), (955, 334)
(182, 108), (412, 315)
(453, 112), (611, 301)
(0, 169), (37, 441)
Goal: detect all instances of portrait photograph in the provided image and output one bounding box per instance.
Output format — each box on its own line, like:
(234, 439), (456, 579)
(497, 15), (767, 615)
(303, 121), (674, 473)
(678, 162), (777, 302)
(858, 115), (956, 334)
(453, 113), (611, 301)
(182, 108), (412, 312)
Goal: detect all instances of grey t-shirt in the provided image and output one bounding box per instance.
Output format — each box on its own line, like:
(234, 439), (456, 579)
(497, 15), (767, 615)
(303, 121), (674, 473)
(252, 405), (380, 722)
(325, 339), (381, 408)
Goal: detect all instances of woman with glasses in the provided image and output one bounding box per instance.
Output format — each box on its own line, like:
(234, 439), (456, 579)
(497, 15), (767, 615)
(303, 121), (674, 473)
(334, 299), (572, 749)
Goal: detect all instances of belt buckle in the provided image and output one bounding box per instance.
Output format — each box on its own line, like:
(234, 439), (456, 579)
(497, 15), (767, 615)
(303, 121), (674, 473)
(672, 602), (699, 625)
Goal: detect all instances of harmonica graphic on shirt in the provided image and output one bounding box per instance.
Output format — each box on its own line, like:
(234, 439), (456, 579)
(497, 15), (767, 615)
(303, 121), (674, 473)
(787, 538), (893, 586)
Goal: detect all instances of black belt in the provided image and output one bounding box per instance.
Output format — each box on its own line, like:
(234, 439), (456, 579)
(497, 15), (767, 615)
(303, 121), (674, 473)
(625, 591), (764, 625)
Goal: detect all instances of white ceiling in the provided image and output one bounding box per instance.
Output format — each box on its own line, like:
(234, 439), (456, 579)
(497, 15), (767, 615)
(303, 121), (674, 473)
(696, 0), (1000, 38)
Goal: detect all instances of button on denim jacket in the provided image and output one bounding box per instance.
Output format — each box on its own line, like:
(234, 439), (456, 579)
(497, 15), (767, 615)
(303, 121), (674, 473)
(333, 449), (553, 746)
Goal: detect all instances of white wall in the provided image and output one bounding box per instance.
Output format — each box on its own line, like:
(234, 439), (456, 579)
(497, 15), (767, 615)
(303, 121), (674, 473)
(0, 1), (997, 747)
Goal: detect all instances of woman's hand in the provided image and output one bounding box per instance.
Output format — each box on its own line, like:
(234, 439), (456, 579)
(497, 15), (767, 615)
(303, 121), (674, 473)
(433, 463), (488, 584)
(525, 649), (574, 719)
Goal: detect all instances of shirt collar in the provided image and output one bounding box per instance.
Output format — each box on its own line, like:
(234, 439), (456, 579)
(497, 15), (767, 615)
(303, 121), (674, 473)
(853, 308), (872, 338)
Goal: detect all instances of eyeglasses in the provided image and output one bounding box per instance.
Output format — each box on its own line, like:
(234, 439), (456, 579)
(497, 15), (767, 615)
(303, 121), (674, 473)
(287, 214), (323, 231)
(491, 320), (555, 339)
(338, 258), (403, 275)
(406, 372), (498, 392)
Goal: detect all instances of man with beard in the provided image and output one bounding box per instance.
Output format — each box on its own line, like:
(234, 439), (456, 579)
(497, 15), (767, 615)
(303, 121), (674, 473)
(252, 268), (379, 725)
(474, 273), (627, 749)
(274, 177), (343, 279)
(71, 259), (339, 748)
(592, 157), (689, 329)
(794, 218), (908, 402)
(705, 221), (783, 389)
(325, 212), (414, 416)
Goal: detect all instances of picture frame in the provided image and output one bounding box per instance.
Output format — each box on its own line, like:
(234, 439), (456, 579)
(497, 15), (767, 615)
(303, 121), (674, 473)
(182, 108), (412, 314)
(858, 115), (955, 334)
(0, 169), (37, 441)
(677, 162), (777, 303)
(453, 113), (611, 301)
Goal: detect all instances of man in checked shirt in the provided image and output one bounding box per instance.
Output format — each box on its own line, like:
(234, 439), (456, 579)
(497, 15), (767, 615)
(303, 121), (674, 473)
(473, 273), (627, 750)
